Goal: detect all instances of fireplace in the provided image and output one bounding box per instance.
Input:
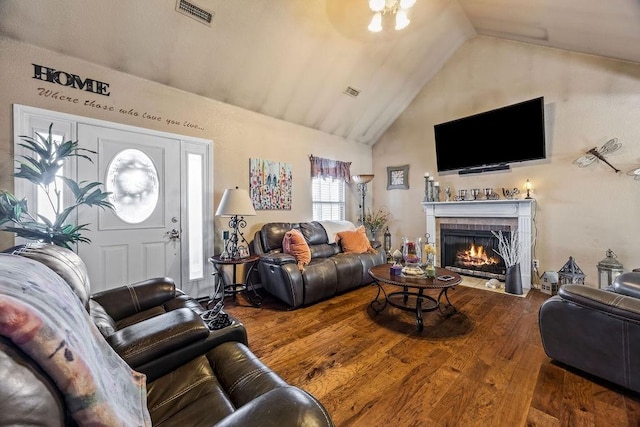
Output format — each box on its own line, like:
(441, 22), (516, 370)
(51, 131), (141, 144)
(440, 226), (510, 279)
(423, 199), (534, 291)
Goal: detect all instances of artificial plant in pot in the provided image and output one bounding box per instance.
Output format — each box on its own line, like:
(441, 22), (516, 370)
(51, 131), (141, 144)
(0, 124), (114, 249)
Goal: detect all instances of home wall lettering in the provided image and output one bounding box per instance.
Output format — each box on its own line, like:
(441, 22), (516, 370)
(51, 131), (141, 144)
(32, 63), (110, 96)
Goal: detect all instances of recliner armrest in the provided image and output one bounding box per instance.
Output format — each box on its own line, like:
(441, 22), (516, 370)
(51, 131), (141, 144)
(137, 316), (248, 382)
(559, 284), (640, 322)
(106, 308), (209, 368)
(259, 253), (297, 265)
(91, 277), (176, 320)
(214, 387), (334, 427)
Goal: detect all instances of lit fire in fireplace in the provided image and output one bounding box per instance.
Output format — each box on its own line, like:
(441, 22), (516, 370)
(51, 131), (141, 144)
(456, 243), (500, 267)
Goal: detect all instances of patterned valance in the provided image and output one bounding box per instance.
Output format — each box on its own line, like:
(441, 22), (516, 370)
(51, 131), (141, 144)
(309, 155), (352, 182)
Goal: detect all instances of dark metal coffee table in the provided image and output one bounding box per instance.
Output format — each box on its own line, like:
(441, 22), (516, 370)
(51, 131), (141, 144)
(368, 264), (461, 331)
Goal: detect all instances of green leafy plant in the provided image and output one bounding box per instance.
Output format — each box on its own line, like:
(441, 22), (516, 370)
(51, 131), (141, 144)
(0, 123), (114, 249)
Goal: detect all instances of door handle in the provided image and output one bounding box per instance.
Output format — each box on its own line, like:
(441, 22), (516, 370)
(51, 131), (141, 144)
(166, 228), (180, 241)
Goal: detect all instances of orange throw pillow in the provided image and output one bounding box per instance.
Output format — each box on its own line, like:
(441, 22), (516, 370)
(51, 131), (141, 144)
(336, 225), (377, 254)
(282, 229), (311, 271)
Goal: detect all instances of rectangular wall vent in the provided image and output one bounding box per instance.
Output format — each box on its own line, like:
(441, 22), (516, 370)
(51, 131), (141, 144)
(343, 86), (360, 98)
(176, 0), (214, 26)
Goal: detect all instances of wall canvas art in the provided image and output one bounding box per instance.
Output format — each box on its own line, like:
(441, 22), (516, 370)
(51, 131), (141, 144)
(250, 158), (292, 210)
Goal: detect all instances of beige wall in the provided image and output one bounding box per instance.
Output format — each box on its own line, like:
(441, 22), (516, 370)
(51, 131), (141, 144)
(373, 35), (640, 286)
(0, 36), (373, 251)
(4, 34), (640, 285)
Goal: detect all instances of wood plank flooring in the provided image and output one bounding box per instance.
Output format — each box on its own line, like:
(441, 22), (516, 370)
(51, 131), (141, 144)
(223, 283), (640, 426)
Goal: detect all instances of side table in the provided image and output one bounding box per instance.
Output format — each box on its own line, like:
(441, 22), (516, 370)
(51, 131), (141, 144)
(208, 254), (262, 307)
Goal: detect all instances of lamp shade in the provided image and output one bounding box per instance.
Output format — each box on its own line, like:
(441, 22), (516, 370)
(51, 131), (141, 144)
(352, 174), (374, 184)
(215, 188), (256, 217)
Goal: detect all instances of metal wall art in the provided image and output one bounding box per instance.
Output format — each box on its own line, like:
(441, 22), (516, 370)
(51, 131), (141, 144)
(249, 158), (292, 210)
(387, 165), (409, 190)
(627, 167), (640, 180)
(573, 138), (622, 173)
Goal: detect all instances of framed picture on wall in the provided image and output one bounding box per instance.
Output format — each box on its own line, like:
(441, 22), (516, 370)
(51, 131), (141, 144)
(249, 158), (292, 210)
(387, 165), (409, 190)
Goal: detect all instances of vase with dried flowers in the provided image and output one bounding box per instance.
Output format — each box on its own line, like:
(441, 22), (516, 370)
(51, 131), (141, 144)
(423, 241), (437, 277)
(491, 230), (525, 295)
(361, 207), (391, 241)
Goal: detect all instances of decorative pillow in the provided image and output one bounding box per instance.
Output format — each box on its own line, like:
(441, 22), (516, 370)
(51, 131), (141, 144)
(335, 225), (377, 254)
(283, 229), (311, 271)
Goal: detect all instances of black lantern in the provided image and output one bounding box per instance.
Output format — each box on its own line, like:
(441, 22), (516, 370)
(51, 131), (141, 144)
(383, 227), (392, 262)
(597, 249), (624, 289)
(558, 256), (585, 285)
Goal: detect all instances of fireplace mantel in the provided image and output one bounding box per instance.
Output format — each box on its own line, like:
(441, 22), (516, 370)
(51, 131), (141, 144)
(422, 199), (535, 291)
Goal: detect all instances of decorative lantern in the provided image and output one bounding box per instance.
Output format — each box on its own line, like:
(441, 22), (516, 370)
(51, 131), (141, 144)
(383, 227), (392, 261)
(597, 249), (624, 289)
(557, 256), (585, 285)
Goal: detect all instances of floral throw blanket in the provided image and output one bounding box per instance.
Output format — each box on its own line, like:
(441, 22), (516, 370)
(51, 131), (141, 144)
(0, 254), (151, 426)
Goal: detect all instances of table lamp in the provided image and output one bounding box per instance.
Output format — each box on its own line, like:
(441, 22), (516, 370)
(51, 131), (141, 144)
(216, 187), (256, 259)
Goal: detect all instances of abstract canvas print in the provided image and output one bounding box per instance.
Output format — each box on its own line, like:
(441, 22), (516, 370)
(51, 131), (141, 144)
(249, 158), (292, 210)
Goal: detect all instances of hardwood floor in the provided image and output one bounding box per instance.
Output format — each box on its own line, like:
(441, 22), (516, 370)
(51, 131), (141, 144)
(224, 283), (640, 426)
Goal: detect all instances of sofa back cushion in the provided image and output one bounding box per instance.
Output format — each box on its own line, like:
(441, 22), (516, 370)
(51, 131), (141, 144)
(6, 243), (91, 311)
(298, 222), (328, 245)
(260, 222), (296, 253)
(258, 221), (341, 260)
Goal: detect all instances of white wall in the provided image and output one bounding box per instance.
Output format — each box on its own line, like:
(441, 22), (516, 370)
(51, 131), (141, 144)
(373, 35), (640, 286)
(0, 36), (373, 251)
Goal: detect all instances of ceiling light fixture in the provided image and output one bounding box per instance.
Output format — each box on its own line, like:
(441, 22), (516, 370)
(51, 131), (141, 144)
(368, 0), (416, 32)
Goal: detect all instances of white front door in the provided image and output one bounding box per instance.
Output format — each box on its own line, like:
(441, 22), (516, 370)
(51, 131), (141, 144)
(14, 105), (214, 298)
(76, 124), (182, 293)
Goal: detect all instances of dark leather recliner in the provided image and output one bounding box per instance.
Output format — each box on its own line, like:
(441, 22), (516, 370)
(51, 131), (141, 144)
(539, 273), (640, 393)
(252, 221), (386, 308)
(1, 244), (334, 426)
(8, 243), (247, 381)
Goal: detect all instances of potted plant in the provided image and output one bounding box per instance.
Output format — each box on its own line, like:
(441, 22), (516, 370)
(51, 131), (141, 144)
(0, 124), (114, 249)
(362, 207), (391, 241)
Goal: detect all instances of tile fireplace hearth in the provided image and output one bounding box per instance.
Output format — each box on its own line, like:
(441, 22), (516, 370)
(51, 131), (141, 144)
(422, 199), (534, 292)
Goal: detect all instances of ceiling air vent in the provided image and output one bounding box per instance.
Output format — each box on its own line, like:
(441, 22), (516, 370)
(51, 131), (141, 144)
(176, 0), (214, 26)
(343, 86), (360, 98)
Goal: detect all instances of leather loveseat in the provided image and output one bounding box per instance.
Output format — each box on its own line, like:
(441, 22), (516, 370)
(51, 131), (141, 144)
(252, 221), (386, 308)
(539, 273), (640, 393)
(0, 244), (334, 426)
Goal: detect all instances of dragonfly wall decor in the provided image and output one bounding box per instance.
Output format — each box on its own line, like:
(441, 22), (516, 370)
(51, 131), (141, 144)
(627, 167), (640, 181)
(573, 138), (622, 173)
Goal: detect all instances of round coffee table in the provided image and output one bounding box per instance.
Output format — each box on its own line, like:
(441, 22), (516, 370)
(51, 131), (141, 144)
(368, 264), (461, 331)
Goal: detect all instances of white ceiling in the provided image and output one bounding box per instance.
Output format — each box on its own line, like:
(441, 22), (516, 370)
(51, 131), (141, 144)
(1, 0), (639, 146)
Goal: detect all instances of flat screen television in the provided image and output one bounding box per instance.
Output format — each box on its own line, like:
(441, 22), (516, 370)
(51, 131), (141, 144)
(434, 97), (546, 174)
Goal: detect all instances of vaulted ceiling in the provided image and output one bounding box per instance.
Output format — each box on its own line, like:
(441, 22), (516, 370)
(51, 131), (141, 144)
(1, 0), (639, 146)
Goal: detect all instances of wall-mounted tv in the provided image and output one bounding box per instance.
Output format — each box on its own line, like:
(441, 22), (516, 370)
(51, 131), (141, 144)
(434, 97), (546, 174)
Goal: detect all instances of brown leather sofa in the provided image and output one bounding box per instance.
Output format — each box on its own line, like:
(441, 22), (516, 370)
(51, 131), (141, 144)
(539, 273), (640, 393)
(252, 221), (386, 308)
(0, 244), (334, 426)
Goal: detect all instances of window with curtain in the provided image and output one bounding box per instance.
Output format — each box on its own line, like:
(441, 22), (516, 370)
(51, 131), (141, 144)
(309, 155), (350, 221)
(312, 177), (345, 221)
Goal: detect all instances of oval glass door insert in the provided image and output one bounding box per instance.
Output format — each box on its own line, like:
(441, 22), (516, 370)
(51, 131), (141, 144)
(106, 148), (159, 224)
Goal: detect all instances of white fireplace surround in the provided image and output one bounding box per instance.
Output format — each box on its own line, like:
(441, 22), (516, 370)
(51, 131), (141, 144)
(422, 199), (535, 291)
